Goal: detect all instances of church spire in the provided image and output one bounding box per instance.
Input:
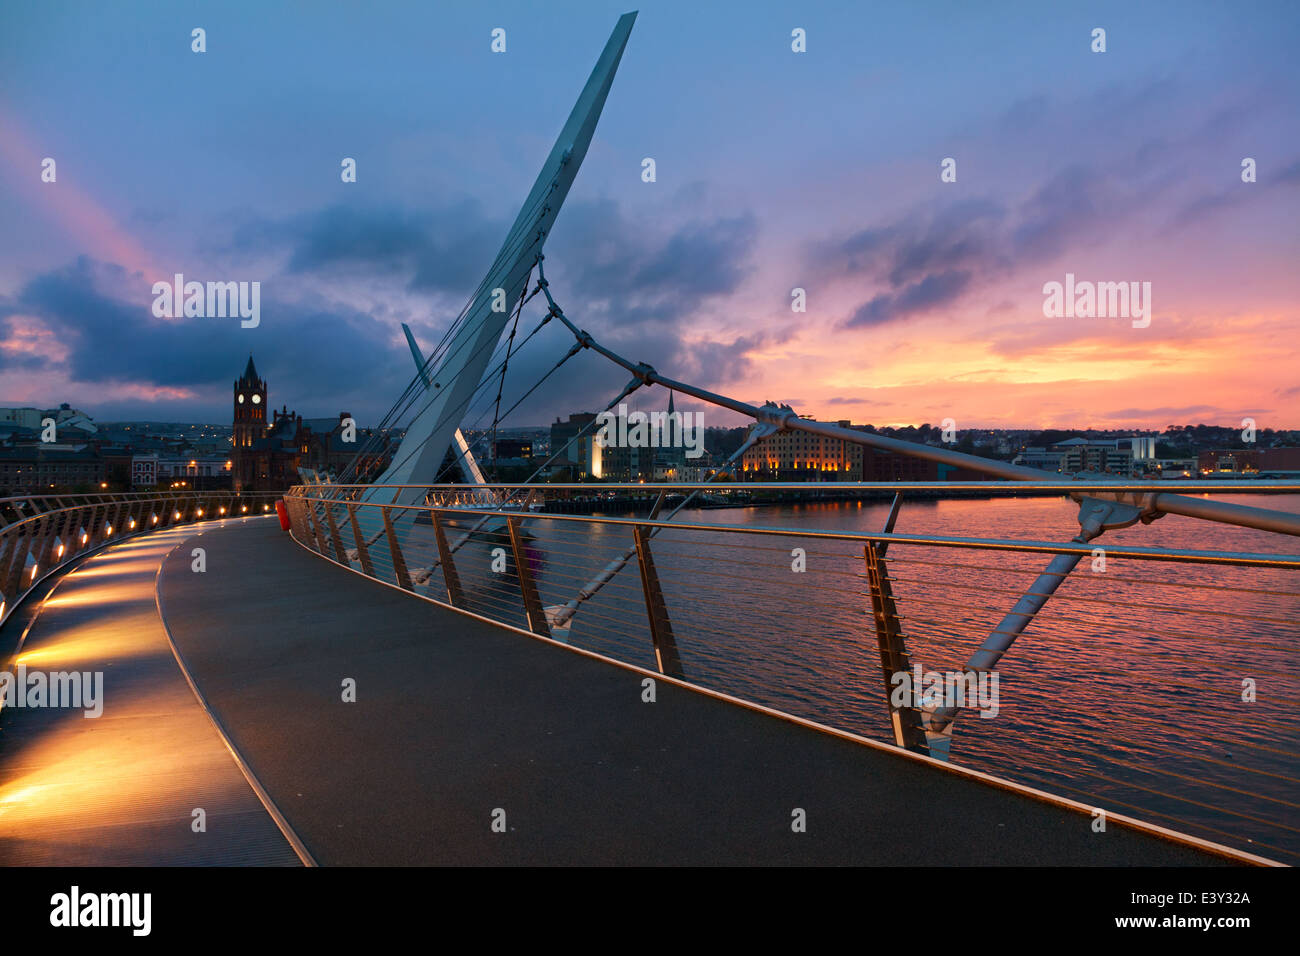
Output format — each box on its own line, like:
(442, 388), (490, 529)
(242, 353), (259, 384)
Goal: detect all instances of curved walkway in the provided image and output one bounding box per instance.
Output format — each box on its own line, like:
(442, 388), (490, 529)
(0, 519), (300, 866)
(150, 520), (1251, 866)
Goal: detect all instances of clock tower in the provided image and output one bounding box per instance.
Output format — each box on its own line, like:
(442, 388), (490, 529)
(231, 355), (268, 492)
(233, 354), (267, 449)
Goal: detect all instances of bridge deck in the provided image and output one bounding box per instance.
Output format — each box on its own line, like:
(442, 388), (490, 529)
(0, 522), (300, 865)
(139, 519), (1235, 866)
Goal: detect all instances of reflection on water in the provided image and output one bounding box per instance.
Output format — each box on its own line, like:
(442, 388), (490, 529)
(417, 494), (1300, 861)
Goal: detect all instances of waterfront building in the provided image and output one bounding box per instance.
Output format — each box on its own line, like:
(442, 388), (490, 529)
(741, 419), (864, 480)
(550, 412), (597, 470)
(1199, 447), (1300, 475)
(0, 446), (105, 493)
(1014, 437), (1137, 476)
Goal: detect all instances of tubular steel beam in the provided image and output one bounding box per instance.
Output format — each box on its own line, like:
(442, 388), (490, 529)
(927, 550), (1084, 737)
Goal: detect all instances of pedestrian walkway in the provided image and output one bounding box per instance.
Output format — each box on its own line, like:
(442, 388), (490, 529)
(0, 521), (300, 865)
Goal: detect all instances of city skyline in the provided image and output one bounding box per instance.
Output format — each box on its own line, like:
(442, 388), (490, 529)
(2, 1), (1298, 432)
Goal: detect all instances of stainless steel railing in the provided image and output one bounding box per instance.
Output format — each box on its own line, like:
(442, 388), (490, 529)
(284, 481), (1300, 862)
(0, 490), (281, 629)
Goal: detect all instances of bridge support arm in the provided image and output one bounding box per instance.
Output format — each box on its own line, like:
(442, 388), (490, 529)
(924, 493), (1143, 744)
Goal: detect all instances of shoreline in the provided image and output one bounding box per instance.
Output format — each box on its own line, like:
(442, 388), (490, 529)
(544, 486), (1300, 516)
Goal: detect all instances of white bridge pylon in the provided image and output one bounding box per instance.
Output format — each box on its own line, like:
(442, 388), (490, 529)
(402, 322), (486, 487)
(360, 12), (638, 521)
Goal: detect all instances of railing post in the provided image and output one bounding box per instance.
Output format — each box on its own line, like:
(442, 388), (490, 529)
(46, 512), (73, 564)
(346, 503), (374, 576)
(119, 500), (136, 534)
(127, 499), (144, 533)
(25, 515), (52, 585)
(864, 493), (928, 754)
(321, 499), (347, 564)
(293, 497), (311, 543)
(382, 505), (413, 590)
(430, 511), (463, 607)
(2, 522), (34, 597)
(304, 499), (328, 554)
(632, 525), (683, 678)
(0, 534), (18, 592)
(79, 504), (100, 547)
(55, 507), (75, 558)
(33, 511), (63, 572)
(507, 515), (550, 637)
(104, 502), (123, 540)
(284, 496), (306, 542)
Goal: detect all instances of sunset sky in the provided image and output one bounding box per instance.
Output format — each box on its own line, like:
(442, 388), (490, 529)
(1, 0), (1297, 431)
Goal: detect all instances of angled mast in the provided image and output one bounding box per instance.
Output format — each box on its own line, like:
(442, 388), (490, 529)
(365, 12), (637, 507)
(402, 322), (487, 485)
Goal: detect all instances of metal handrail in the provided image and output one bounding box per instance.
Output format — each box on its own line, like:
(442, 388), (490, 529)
(0, 490), (281, 629)
(290, 480), (1300, 493)
(0, 490), (232, 505)
(289, 494), (1300, 569)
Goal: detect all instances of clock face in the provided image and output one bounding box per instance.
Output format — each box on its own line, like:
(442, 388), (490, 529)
(252, 394), (261, 404)
(237, 394), (245, 403)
